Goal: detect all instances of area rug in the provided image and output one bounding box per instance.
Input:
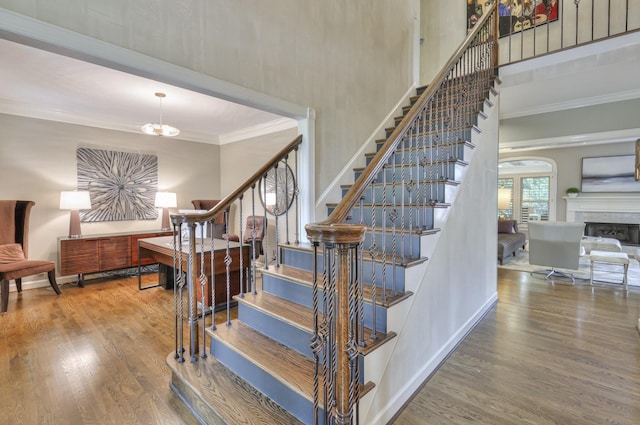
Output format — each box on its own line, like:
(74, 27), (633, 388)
(498, 248), (640, 288)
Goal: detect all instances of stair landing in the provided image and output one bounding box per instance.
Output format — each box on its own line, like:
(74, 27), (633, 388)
(167, 352), (302, 425)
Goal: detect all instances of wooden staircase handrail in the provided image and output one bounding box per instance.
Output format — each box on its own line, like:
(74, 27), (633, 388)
(314, 4), (497, 227)
(171, 134), (302, 226)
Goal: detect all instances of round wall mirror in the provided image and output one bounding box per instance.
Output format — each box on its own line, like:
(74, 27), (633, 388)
(259, 162), (296, 216)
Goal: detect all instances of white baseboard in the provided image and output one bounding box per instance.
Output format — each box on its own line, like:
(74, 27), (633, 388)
(6, 274), (80, 293)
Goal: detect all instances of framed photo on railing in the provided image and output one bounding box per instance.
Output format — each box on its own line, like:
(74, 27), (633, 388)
(467, 0), (559, 38)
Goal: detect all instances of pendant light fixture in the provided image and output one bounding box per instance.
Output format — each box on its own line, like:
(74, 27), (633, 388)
(141, 92), (180, 137)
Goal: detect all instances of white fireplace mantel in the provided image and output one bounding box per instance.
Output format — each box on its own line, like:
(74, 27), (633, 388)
(565, 194), (640, 223)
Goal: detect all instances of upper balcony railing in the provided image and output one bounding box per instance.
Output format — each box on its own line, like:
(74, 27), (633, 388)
(468, 0), (640, 65)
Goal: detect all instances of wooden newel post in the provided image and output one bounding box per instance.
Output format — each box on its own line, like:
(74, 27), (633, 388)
(305, 222), (366, 425)
(187, 223), (199, 362)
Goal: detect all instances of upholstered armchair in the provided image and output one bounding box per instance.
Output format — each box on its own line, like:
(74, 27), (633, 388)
(0, 200), (61, 313)
(528, 221), (585, 283)
(224, 215), (265, 257)
(191, 199), (226, 238)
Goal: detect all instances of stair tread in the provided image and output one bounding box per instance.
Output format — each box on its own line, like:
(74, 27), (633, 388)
(408, 92), (490, 103)
(353, 158), (469, 171)
(209, 320), (319, 403)
(394, 106), (486, 121)
(385, 123), (481, 136)
(261, 264), (414, 308)
(279, 242), (429, 267)
(326, 201), (451, 208)
(236, 291), (397, 355)
(375, 137), (476, 148)
(341, 179), (461, 190)
(167, 353), (303, 424)
(208, 322), (375, 409)
(374, 139), (476, 149)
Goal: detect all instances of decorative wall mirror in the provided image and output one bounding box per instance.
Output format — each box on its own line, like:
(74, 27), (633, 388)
(259, 161), (296, 216)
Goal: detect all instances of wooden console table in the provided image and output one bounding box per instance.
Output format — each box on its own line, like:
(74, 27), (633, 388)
(137, 236), (249, 307)
(58, 230), (172, 286)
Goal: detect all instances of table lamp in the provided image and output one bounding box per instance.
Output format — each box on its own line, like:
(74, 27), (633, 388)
(60, 190), (92, 238)
(155, 192), (177, 231)
(497, 187), (512, 220)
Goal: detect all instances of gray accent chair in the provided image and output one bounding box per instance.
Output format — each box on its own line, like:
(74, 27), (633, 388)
(528, 221), (585, 283)
(498, 220), (526, 264)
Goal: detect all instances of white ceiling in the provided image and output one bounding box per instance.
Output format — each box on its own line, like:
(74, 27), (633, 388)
(1, 30), (639, 150)
(0, 37), (297, 145)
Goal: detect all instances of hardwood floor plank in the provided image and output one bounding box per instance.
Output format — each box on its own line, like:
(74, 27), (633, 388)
(392, 269), (640, 425)
(0, 275), (201, 425)
(2, 268), (639, 424)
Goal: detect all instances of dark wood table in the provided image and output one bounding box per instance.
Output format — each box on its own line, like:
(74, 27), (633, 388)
(137, 236), (249, 308)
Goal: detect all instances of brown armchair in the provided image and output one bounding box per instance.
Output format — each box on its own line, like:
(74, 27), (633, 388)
(0, 200), (61, 313)
(225, 215), (265, 256)
(191, 199), (226, 238)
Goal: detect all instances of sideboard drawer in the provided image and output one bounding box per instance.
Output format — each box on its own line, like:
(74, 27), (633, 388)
(99, 237), (131, 270)
(59, 239), (99, 275)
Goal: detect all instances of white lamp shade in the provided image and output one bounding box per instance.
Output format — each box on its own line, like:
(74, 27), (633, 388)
(60, 191), (92, 210)
(497, 188), (511, 210)
(155, 191), (177, 208)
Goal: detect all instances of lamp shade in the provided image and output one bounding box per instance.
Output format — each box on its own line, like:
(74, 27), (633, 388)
(497, 187), (511, 210)
(155, 192), (177, 208)
(141, 92), (180, 137)
(60, 191), (92, 210)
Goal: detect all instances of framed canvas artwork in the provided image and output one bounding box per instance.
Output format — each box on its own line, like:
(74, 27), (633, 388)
(77, 148), (159, 222)
(581, 155), (640, 193)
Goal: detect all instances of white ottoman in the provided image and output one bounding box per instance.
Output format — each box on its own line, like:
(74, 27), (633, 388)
(589, 250), (629, 291)
(581, 236), (622, 254)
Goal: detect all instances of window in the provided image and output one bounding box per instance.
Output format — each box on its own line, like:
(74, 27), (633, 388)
(521, 176), (550, 221)
(498, 158), (556, 225)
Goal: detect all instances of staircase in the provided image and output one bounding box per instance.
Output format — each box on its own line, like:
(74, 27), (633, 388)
(167, 85), (498, 425)
(167, 6), (499, 425)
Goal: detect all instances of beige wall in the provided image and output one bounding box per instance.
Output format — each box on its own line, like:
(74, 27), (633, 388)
(0, 113), (219, 273)
(220, 129), (299, 195)
(220, 128), (299, 250)
(0, 0), (419, 197)
(420, 0), (467, 84)
(500, 99), (640, 145)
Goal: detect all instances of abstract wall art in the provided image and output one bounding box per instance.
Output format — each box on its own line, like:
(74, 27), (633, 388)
(77, 148), (159, 222)
(581, 155), (640, 193)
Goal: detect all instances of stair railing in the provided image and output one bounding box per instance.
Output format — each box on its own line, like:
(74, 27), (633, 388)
(170, 134), (302, 363)
(305, 5), (498, 424)
(483, 0), (640, 65)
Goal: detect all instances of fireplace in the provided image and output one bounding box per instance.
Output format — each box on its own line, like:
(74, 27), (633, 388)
(584, 222), (640, 246)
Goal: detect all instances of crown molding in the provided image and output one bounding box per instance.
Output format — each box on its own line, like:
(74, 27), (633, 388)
(499, 128), (640, 153)
(500, 89), (640, 120)
(218, 117), (298, 145)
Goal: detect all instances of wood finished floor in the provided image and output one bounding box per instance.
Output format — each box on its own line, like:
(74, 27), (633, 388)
(392, 269), (640, 425)
(1, 269), (638, 424)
